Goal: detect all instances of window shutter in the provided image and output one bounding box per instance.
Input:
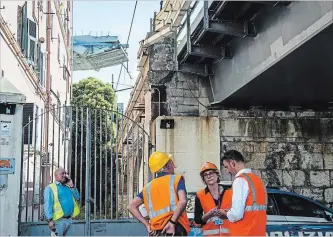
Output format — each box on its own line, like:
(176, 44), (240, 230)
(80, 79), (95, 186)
(17, 5), (23, 47)
(23, 103), (35, 144)
(22, 2), (29, 56)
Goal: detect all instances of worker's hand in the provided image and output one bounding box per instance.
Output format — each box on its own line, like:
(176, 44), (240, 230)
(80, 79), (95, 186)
(161, 222), (175, 236)
(48, 220), (56, 232)
(216, 209), (228, 219)
(66, 178), (74, 188)
(146, 224), (156, 236)
(208, 207), (219, 217)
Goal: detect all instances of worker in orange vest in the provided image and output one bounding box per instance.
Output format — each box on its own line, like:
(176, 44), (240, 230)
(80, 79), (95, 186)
(218, 150), (267, 236)
(127, 151), (190, 236)
(194, 162), (232, 236)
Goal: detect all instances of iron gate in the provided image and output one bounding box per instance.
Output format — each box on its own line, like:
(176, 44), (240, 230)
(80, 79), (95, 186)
(18, 106), (152, 235)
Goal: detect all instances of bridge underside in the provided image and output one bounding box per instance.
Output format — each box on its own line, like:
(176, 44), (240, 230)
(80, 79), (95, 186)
(220, 23), (333, 110)
(177, 1), (333, 111)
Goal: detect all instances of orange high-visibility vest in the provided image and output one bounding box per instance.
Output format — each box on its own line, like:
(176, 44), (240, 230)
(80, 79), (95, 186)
(142, 174), (190, 234)
(196, 188), (232, 236)
(226, 173), (267, 236)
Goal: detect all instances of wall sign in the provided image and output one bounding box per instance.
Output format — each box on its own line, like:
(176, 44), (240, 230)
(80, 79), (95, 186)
(0, 121), (12, 137)
(0, 158), (15, 174)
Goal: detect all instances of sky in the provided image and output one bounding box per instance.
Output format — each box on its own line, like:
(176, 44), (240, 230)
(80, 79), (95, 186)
(72, 1), (161, 109)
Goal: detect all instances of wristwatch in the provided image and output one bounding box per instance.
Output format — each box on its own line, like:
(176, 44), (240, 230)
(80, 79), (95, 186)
(169, 219), (176, 225)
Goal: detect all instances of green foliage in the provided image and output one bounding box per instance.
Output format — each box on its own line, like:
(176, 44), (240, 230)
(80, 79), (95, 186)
(70, 77), (118, 218)
(71, 77), (117, 110)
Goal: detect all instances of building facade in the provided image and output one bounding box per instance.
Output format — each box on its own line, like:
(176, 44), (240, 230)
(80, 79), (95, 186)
(0, 0), (73, 221)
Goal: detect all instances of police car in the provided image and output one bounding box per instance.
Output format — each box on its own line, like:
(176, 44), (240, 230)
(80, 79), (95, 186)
(187, 183), (333, 236)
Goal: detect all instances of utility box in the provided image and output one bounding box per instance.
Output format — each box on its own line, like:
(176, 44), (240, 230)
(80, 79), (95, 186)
(0, 91), (26, 236)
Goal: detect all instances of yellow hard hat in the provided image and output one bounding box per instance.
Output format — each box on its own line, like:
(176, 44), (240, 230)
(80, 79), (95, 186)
(149, 151), (172, 173)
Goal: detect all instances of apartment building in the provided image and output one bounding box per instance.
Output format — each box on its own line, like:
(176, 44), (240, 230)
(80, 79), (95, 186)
(0, 1), (73, 221)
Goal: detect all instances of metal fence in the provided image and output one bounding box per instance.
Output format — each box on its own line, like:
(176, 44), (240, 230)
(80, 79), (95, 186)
(19, 106), (152, 225)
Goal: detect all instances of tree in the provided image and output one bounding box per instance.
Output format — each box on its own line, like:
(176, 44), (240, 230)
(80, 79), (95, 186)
(70, 77), (118, 219)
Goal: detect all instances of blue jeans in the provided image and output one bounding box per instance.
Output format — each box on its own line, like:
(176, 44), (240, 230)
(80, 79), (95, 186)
(51, 218), (72, 236)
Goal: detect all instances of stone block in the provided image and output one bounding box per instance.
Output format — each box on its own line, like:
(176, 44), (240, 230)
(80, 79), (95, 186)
(168, 88), (184, 97)
(175, 105), (198, 116)
(297, 111), (316, 118)
(294, 188), (323, 201)
(177, 81), (198, 90)
(246, 153), (266, 170)
(260, 142), (267, 153)
(281, 152), (300, 170)
(244, 143), (254, 153)
(282, 170), (306, 187)
(199, 98), (210, 116)
(221, 142), (246, 154)
(220, 119), (243, 137)
(313, 144), (323, 153)
(183, 97), (199, 106)
(267, 111), (296, 118)
(183, 89), (199, 98)
(324, 154), (333, 169)
(299, 151), (324, 170)
(252, 169), (262, 177)
(168, 96), (184, 105)
(323, 144), (333, 153)
(261, 170), (283, 187)
(324, 188), (333, 203)
(310, 171), (330, 187)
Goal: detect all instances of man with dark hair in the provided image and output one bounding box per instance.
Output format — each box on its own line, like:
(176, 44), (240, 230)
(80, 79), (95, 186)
(219, 150), (267, 236)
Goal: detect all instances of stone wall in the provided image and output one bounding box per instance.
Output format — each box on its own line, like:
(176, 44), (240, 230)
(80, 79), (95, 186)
(209, 109), (333, 207)
(146, 37), (211, 120)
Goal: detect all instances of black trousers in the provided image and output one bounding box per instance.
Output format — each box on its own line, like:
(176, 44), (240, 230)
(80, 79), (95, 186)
(149, 223), (187, 236)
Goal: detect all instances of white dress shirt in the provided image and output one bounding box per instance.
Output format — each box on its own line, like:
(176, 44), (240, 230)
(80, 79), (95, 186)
(226, 168), (252, 223)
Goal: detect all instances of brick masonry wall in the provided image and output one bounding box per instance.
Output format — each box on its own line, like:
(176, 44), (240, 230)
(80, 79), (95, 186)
(208, 109), (333, 207)
(146, 37), (211, 118)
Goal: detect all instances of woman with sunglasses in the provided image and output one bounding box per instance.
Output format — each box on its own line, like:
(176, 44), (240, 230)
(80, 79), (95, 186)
(194, 162), (231, 236)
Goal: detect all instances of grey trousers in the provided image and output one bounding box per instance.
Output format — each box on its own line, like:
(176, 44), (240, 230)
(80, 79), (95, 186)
(51, 218), (72, 236)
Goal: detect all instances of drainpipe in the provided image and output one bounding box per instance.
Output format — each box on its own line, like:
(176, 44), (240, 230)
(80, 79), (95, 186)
(69, 0), (74, 105)
(43, 0), (52, 189)
(51, 89), (60, 105)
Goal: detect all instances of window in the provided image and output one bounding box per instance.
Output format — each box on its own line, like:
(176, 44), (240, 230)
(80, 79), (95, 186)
(27, 19), (37, 63)
(267, 194), (279, 215)
(17, 2), (37, 64)
(274, 194), (327, 218)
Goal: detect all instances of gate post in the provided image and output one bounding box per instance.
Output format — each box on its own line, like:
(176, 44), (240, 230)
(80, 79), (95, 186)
(0, 91), (26, 236)
(84, 108), (92, 236)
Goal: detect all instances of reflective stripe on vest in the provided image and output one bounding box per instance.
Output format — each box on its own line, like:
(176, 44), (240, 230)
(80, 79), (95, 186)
(49, 183), (80, 221)
(241, 173), (267, 212)
(203, 228), (230, 235)
(146, 175), (177, 218)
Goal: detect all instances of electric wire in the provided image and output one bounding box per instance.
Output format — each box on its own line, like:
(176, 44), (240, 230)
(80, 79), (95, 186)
(115, 1), (138, 91)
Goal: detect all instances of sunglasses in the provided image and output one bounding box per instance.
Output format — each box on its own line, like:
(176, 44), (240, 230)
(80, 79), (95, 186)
(203, 171), (217, 177)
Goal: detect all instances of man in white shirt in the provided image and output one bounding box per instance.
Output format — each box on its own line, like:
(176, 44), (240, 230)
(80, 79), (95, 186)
(217, 150), (267, 236)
